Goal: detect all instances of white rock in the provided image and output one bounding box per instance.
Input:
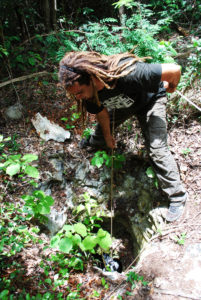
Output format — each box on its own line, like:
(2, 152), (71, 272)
(5, 102), (23, 120)
(46, 208), (67, 236)
(31, 113), (70, 142)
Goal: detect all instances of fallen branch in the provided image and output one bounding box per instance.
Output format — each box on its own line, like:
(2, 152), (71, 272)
(176, 90), (201, 112)
(150, 221), (201, 242)
(0, 71), (51, 88)
(154, 288), (201, 300)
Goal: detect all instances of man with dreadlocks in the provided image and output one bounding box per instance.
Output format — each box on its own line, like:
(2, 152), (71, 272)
(58, 51), (187, 222)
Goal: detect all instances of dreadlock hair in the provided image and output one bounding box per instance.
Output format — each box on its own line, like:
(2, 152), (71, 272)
(58, 51), (148, 123)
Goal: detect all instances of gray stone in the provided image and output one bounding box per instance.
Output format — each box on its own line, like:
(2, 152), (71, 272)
(5, 102), (23, 120)
(49, 158), (64, 182)
(46, 208), (67, 236)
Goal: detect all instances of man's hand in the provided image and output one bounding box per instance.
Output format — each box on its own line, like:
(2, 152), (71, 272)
(161, 64), (181, 93)
(163, 81), (177, 93)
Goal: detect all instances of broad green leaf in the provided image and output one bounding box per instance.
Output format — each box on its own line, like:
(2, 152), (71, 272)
(82, 235), (97, 250)
(83, 192), (90, 201)
(9, 154), (21, 161)
(62, 225), (74, 232)
(59, 237), (73, 253)
(44, 278), (52, 284)
(33, 190), (45, 199)
(97, 232), (112, 250)
(28, 57), (36, 66)
(97, 228), (107, 238)
(2, 160), (10, 167)
(146, 166), (155, 178)
(103, 152), (109, 160)
(76, 204), (85, 213)
(85, 203), (91, 215)
(50, 235), (60, 248)
(0, 289), (9, 298)
(16, 225), (28, 232)
(4, 137), (11, 142)
(6, 163), (21, 176)
(44, 196), (54, 206)
(74, 223), (87, 237)
(24, 166), (39, 178)
(91, 156), (104, 168)
(22, 154), (38, 163)
(22, 194), (34, 201)
(72, 234), (82, 246)
(65, 231), (73, 239)
(16, 55), (23, 63)
(38, 203), (50, 214)
(68, 257), (83, 271)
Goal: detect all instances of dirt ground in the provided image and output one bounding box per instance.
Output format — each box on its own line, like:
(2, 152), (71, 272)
(0, 78), (201, 299)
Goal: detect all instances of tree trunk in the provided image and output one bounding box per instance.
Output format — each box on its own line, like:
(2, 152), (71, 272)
(119, 5), (125, 26)
(15, 5), (27, 39)
(50, 0), (57, 30)
(43, 0), (51, 32)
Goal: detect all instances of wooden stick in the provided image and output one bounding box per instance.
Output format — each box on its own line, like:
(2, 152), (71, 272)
(154, 288), (201, 300)
(0, 71), (50, 88)
(176, 90), (201, 112)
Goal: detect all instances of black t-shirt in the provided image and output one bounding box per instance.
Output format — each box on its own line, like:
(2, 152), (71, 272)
(85, 61), (166, 114)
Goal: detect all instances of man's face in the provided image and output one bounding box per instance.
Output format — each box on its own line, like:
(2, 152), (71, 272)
(67, 81), (94, 100)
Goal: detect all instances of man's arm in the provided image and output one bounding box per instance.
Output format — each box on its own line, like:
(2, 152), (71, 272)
(161, 64), (181, 93)
(96, 107), (115, 149)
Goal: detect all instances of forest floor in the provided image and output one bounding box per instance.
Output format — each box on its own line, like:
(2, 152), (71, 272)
(0, 72), (201, 299)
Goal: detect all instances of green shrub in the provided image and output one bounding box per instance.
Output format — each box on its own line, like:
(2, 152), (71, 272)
(91, 150), (125, 169)
(0, 152), (39, 178)
(22, 190), (54, 223)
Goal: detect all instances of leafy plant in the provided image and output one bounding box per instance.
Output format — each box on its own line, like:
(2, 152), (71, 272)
(82, 128), (94, 139)
(22, 190), (54, 223)
(61, 117), (75, 129)
(91, 150), (125, 169)
(50, 222), (112, 255)
(101, 277), (109, 289)
(127, 270), (148, 289)
(0, 153), (39, 178)
(175, 232), (186, 245)
(61, 112), (81, 130)
(181, 148), (191, 156)
(147, 0), (201, 27)
(0, 134), (21, 154)
(179, 38), (201, 90)
(0, 135), (11, 153)
(74, 192), (103, 231)
(0, 202), (41, 258)
(50, 192), (112, 257)
(0, 45), (9, 57)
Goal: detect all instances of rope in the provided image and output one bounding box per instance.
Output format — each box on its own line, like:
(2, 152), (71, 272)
(176, 90), (201, 112)
(110, 110), (115, 248)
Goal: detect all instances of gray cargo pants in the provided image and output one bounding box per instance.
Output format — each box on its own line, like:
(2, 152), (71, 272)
(89, 96), (187, 205)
